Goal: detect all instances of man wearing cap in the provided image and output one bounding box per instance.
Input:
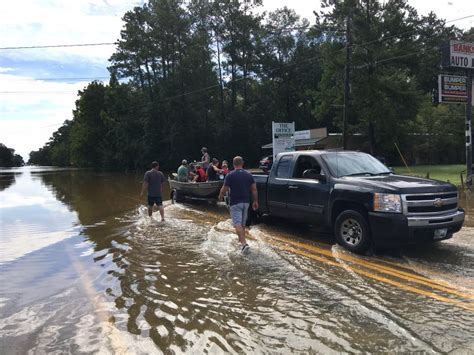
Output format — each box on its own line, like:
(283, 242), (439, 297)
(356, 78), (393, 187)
(177, 159), (188, 182)
(218, 156), (258, 254)
(201, 147), (210, 170)
(141, 161), (167, 221)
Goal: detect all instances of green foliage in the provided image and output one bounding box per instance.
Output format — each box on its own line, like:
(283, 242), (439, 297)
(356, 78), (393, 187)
(0, 143), (24, 167)
(28, 0), (472, 170)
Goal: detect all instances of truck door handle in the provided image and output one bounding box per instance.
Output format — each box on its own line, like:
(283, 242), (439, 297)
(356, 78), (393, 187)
(288, 185), (299, 189)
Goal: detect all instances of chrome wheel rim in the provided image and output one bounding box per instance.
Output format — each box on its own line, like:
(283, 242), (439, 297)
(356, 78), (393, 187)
(341, 218), (363, 246)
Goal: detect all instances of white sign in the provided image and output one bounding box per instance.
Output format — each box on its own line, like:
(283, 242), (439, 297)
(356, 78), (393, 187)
(272, 122), (295, 160)
(294, 130), (311, 140)
(438, 74), (474, 106)
(438, 74), (468, 103)
(447, 40), (474, 69)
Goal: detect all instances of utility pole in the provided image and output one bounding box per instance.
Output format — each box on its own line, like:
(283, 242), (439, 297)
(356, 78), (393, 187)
(466, 70), (473, 188)
(215, 30), (225, 121)
(343, 2), (353, 150)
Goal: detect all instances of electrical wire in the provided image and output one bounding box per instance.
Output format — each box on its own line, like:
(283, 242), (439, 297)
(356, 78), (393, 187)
(352, 14), (474, 49)
(0, 14), (471, 51)
(0, 42), (116, 50)
(2, 76), (113, 82)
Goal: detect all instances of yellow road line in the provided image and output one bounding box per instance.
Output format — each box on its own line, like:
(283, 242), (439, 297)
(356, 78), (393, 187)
(275, 243), (474, 312)
(65, 245), (128, 352)
(263, 234), (474, 300)
(212, 225), (474, 309)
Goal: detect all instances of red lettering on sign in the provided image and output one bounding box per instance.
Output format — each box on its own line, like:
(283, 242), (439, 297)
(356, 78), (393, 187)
(453, 43), (474, 54)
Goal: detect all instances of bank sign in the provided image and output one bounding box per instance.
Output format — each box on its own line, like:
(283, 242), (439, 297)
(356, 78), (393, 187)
(444, 40), (474, 69)
(272, 122), (295, 160)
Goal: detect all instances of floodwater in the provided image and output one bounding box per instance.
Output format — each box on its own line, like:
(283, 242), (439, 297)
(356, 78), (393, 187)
(1, 167), (473, 354)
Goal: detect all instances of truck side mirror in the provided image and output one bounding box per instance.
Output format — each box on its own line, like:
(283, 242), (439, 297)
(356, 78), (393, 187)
(303, 169), (326, 183)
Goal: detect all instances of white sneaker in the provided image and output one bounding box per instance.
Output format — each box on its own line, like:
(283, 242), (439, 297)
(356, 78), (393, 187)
(241, 243), (250, 254)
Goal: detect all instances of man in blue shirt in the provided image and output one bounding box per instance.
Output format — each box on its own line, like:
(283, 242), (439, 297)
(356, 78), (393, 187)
(218, 156), (258, 253)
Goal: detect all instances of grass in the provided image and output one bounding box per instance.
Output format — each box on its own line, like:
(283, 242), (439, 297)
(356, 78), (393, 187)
(393, 164), (466, 186)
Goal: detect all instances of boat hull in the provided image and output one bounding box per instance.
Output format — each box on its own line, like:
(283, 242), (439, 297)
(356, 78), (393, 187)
(169, 180), (223, 199)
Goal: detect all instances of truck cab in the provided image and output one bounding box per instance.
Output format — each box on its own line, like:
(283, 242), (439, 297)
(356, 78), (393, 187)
(252, 151), (465, 253)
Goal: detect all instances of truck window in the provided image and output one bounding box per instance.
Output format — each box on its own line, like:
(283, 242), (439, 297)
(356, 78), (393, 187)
(293, 156), (322, 178)
(275, 155), (292, 178)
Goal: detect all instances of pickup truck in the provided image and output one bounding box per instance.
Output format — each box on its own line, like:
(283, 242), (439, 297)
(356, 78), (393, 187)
(252, 150), (465, 253)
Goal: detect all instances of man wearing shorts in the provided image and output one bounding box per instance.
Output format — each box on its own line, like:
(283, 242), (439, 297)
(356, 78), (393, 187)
(141, 161), (166, 221)
(218, 156), (258, 253)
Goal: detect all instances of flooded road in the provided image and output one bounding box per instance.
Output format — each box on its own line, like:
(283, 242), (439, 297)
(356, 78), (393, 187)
(1, 167), (473, 353)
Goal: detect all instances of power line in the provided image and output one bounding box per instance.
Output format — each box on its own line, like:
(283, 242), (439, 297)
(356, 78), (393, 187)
(353, 42), (458, 69)
(0, 42), (116, 50)
(0, 91), (78, 94)
(41, 123), (65, 128)
(3, 76), (112, 82)
(1, 14), (470, 52)
(353, 14), (474, 49)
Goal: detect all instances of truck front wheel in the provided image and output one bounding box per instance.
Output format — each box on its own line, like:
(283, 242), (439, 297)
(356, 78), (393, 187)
(334, 210), (371, 254)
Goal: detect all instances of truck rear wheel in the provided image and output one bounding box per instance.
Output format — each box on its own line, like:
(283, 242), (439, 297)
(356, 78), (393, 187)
(334, 210), (371, 254)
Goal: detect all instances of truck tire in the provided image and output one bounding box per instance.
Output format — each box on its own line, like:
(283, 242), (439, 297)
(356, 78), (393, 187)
(334, 210), (371, 254)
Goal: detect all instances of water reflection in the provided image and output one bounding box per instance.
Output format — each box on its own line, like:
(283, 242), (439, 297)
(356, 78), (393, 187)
(0, 168), (78, 264)
(0, 172), (17, 192)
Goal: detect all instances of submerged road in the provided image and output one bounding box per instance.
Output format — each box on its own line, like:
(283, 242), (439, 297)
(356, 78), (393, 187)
(0, 168), (473, 353)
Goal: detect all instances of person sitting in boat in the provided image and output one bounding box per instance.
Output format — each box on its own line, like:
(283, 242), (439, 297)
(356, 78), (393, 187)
(207, 158), (221, 181)
(218, 160), (229, 180)
(221, 160), (229, 175)
(188, 162), (197, 181)
(193, 164), (207, 182)
(177, 159), (188, 182)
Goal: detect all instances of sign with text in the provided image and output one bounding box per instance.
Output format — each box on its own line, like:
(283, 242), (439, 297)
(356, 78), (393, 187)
(294, 129), (311, 140)
(438, 74), (468, 103)
(444, 40), (474, 69)
(272, 122), (295, 160)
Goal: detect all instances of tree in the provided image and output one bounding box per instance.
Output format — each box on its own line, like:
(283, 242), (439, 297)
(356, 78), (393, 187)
(69, 81), (107, 167)
(0, 143), (24, 167)
(29, 1), (471, 170)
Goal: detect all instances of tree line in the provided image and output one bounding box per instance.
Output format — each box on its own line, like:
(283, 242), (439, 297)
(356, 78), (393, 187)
(28, 0), (474, 170)
(0, 143), (24, 167)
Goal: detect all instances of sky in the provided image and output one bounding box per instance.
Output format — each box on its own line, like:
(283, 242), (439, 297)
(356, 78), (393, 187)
(0, 0), (473, 160)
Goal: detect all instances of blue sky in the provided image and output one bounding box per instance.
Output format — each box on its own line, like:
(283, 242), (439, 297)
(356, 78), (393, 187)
(0, 0), (472, 160)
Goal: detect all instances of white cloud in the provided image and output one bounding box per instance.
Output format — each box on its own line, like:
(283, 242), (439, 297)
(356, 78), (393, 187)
(0, 70), (91, 159)
(0, 1), (139, 63)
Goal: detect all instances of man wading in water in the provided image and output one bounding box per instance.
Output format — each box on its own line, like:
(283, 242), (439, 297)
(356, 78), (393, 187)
(141, 161), (166, 222)
(219, 156), (258, 253)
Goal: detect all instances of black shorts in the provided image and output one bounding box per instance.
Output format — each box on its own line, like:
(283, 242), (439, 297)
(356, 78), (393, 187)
(147, 196), (163, 207)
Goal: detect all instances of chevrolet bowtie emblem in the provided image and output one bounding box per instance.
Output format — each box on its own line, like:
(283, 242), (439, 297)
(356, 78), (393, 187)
(433, 198), (444, 208)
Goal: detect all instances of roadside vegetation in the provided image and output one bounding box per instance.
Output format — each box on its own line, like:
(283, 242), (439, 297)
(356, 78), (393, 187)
(0, 143), (24, 167)
(28, 0), (474, 171)
(394, 165), (465, 186)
